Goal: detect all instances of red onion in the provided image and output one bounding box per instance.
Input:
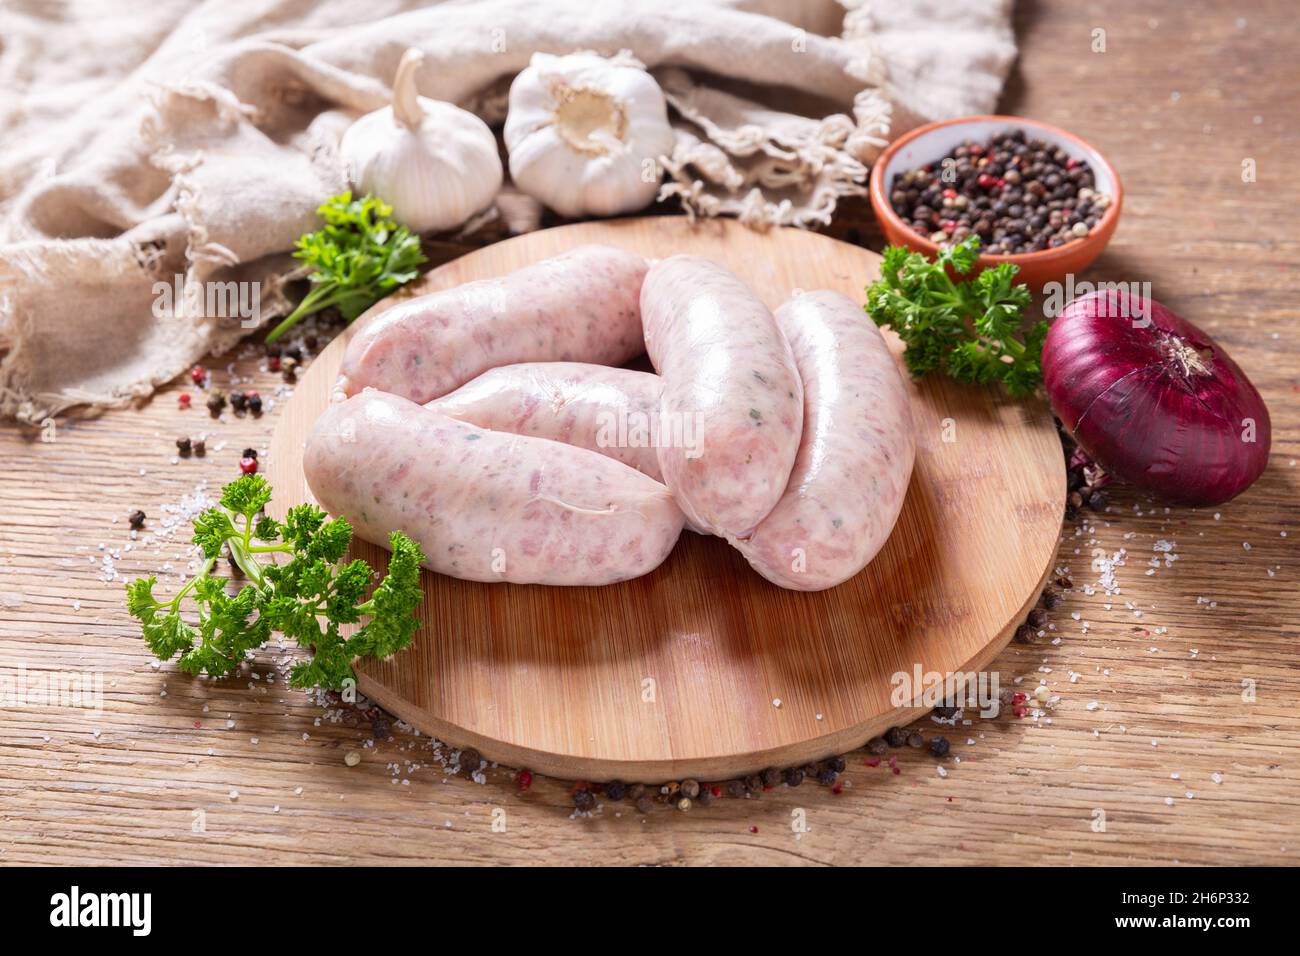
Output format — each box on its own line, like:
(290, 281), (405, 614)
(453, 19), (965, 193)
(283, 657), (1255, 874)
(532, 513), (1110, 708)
(1043, 290), (1270, 506)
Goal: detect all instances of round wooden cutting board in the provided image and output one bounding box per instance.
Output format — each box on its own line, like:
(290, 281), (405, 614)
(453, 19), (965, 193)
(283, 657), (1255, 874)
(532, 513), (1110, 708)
(267, 216), (1064, 783)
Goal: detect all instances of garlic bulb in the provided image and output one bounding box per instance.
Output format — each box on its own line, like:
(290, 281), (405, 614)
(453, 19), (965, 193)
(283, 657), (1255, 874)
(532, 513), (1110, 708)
(340, 48), (502, 233)
(504, 51), (676, 218)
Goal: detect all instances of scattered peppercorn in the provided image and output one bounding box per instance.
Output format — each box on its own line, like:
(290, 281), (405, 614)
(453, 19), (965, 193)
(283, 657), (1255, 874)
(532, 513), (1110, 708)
(680, 778), (700, 799)
(697, 788), (713, 807)
(1039, 587), (1062, 609)
(175, 436), (192, 456)
(760, 767), (781, 788)
(1014, 623), (1038, 644)
(885, 726), (909, 748)
(628, 783), (646, 800)
(192, 439), (206, 457)
(1087, 489), (1108, 511)
(190, 364), (206, 385)
(239, 456), (258, 475)
(128, 509), (146, 530)
(827, 755), (846, 774)
(1056, 575), (1073, 589)
(458, 747), (481, 771)
(177, 393), (191, 408)
(242, 447), (258, 460)
(929, 736), (951, 757)
(283, 361), (298, 384)
(1027, 607), (1048, 628)
(206, 392), (226, 417)
(247, 392), (263, 415)
(284, 345), (303, 362)
(783, 767), (804, 787)
(304, 333), (318, 350)
(370, 717), (390, 739)
(636, 795), (655, 814)
(866, 736), (889, 756)
(933, 705), (959, 719)
(267, 355), (282, 373)
(573, 788), (596, 812)
(229, 390), (248, 413)
(816, 768), (838, 786)
(744, 774), (763, 792)
(676, 797), (692, 812)
(726, 780), (747, 798)
(517, 769), (533, 791)
(906, 731), (925, 749)
(605, 780), (626, 801)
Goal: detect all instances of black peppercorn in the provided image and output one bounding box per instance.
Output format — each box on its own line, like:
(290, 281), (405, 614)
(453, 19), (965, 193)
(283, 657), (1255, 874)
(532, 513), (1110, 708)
(605, 781), (627, 801)
(229, 390), (247, 412)
(827, 755), (846, 774)
(242, 448), (258, 460)
(866, 736), (889, 756)
(1015, 623), (1038, 644)
(635, 795), (655, 814)
(370, 718), (391, 739)
(783, 767), (804, 787)
(680, 778), (700, 799)
(1027, 607), (1049, 628)
(933, 705), (959, 719)
(573, 788), (596, 812)
(247, 393), (263, 415)
(206, 392), (226, 417)
(128, 509), (146, 530)
(726, 780), (747, 798)
(628, 783), (646, 800)
(760, 767), (782, 788)
(906, 731), (925, 748)
(885, 726), (909, 748)
(816, 768), (838, 786)
(1088, 489), (1108, 511)
(192, 439), (206, 457)
(175, 436), (191, 456)
(1056, 575), (1073, 589)
(458, 747), (481, 771)
(929, 736), (951, 757)
(744, 774), (763, 792)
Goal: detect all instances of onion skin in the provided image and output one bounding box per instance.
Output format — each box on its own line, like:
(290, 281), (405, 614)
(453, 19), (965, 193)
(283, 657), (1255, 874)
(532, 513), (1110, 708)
(1043, 290), (1270, 506)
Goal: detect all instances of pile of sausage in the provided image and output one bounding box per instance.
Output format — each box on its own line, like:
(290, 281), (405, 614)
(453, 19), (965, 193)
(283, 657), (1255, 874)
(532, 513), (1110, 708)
(305, 244), (916, 591)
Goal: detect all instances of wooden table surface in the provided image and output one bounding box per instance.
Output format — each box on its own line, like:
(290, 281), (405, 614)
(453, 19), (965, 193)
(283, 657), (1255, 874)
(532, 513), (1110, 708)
(2, 0), (1297, 866)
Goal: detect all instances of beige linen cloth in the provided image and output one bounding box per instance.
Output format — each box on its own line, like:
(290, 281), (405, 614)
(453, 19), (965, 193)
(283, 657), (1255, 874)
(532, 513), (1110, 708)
(0, 0), (1016, 422)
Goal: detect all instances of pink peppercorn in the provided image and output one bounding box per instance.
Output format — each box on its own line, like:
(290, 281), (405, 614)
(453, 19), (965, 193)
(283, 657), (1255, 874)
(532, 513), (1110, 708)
(977, 172), (998, 190)
(517, 770), (532, 791)
(190, 365), (206, 385)
(178, 393), (191, 408)
(239, 456), (258, 475)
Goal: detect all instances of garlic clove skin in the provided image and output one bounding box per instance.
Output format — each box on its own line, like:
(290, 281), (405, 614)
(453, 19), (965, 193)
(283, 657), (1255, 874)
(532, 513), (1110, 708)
(340, 49), (503, 234)
(504, 52), (676, 219)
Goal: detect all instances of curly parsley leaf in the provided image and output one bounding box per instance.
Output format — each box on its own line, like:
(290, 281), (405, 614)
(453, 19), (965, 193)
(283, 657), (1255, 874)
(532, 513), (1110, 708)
(266, 191), (427, 343)
(125, 475), (425, 689)
(864, 235), (1045, 398)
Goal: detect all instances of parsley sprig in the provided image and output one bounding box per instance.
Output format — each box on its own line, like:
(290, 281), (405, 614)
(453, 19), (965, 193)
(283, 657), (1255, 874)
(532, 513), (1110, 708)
(126, 475), (424, 689)
(265, 191), (427, 343)
(865, 236), (1046, 398)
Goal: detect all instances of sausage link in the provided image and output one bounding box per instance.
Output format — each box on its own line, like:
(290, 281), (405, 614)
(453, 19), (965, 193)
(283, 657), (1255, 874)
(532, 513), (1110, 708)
(730, 291), (915, 590)
(337, 245), (648, 404)
(640, 255), (802, 537)
(428, 362), (664, 481)
(304, 390), (685, 586)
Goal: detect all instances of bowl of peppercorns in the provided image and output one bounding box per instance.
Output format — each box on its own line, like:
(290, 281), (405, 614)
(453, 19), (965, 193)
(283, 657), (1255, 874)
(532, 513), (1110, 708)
(869, 115), (1122, 288)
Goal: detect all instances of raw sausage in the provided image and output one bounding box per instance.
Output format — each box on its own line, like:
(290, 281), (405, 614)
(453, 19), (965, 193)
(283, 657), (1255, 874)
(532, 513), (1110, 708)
(640, 255), (802, 538)
(730, 291), (915, 590)
(304, 390), (685, 586)
(428, 362), (665, 481)
(337, 244), (648, 404)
